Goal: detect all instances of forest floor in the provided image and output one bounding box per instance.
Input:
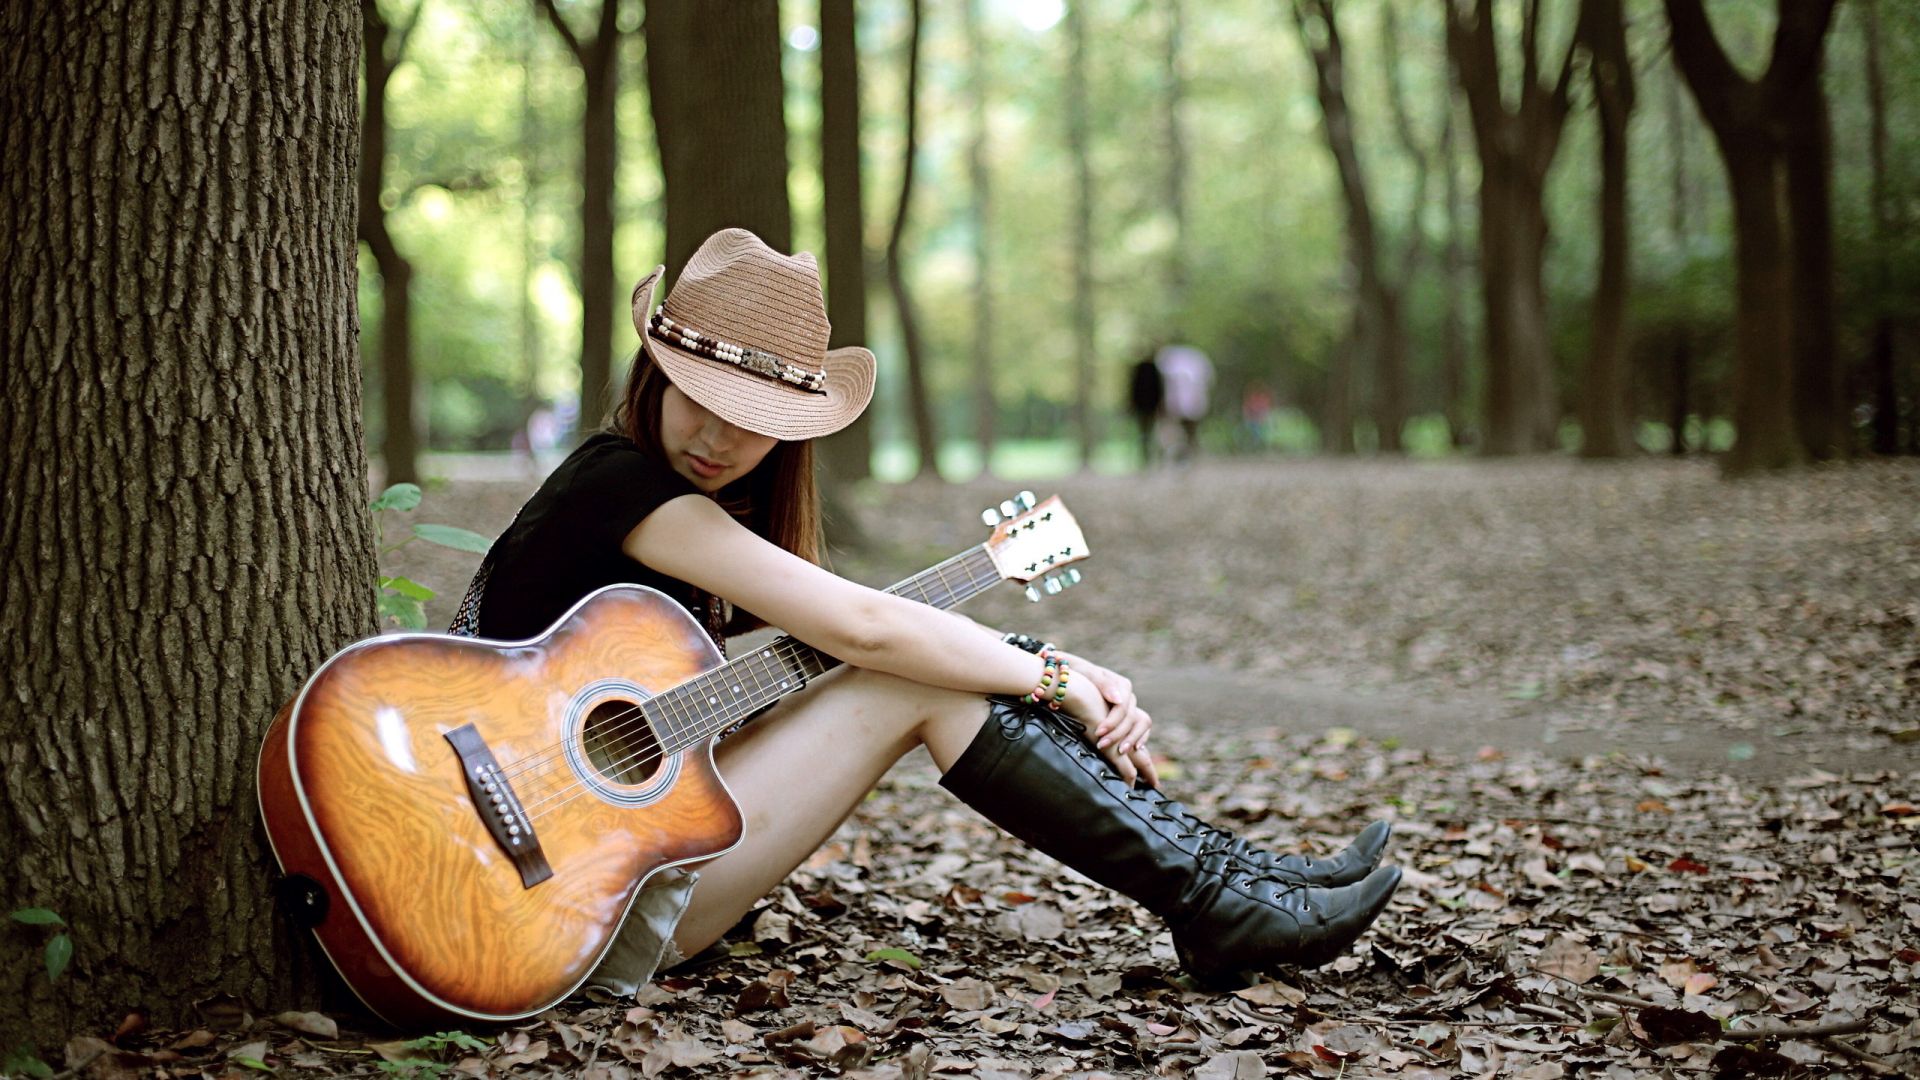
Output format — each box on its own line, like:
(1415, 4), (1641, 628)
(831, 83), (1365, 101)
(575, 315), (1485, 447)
(64, 457), (1919, 1079)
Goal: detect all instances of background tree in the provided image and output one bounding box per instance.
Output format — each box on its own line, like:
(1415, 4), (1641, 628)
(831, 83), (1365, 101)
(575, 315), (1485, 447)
(1445, 0), (1577, 455)
(1664, 0), (1839, 472)
(1067, 0), (1097, 467)
(645, 0), (792, 284)
(1439, 80), (1474, 449)
(1164, 0), (1189, 315)
(0, 0), (371, 1040)
(1862, 0), (1903, 455)
(1575, 0), (1636, 459)
(538, 0), (625, 430)
(819, 0), (875, 484)
(361, 0), (425, 483)
(965, 0), (998, 474)
(885, 0), (940, 479)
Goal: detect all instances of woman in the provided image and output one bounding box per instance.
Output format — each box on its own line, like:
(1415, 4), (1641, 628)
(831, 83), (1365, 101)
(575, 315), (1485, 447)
(457, 229), (1401, 994)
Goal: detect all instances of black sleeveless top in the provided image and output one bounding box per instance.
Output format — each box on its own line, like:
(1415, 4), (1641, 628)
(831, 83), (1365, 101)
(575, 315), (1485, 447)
(475, 433), (704, 641)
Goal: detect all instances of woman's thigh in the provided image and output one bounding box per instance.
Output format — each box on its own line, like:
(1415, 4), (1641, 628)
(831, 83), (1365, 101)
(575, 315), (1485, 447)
(667, 665), (990, 956)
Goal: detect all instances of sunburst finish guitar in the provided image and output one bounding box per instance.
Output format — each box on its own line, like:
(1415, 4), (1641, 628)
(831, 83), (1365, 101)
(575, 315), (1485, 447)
(257, 494), (1088, 1027)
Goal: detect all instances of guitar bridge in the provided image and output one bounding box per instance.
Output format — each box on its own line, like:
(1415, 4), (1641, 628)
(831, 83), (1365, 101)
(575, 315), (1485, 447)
(445, 725), (553, 888)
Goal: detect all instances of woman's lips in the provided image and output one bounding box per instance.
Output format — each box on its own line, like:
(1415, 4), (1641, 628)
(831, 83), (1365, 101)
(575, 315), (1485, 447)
(687, 453), (726, 478)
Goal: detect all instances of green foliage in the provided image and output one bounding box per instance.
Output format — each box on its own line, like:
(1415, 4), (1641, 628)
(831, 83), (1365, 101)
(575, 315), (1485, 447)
(370, 484), (494, 629)
(1, 1044), (53, 1080)
(374, 1032), (492, 1079)
(9, 908), (71, 984)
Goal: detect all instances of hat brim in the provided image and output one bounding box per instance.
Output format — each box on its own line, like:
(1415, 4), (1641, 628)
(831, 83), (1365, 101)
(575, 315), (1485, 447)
(631, 266), (875, 441)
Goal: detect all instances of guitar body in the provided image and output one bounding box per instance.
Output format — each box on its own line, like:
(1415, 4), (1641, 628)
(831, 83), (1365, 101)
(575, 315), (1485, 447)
(257, 585), (744, 1026)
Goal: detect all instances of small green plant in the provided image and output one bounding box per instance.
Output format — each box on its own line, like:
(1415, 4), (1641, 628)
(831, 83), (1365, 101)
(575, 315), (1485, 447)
(370, 483), (493, 630)
(2, 1043), (54, 1079)
(374, 1032), (491, 1078)
(9, 909), (70, 983)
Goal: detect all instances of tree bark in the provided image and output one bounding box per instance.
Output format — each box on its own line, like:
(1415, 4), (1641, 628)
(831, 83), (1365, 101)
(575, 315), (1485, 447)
(818, 0), (874, 483)
(1576, 0), (1636, 458)
(539, 0), (622, 432)
(362, 0), (421, 484)
(1440, 86), (1472, 449)
(883, 0), (939, 479)
(0, 0), (372, 1041)
(1067, 0), (1097, 467)
(1444, 0), (1575, 455)
(1663, 0), (1839, 473)
(964, 0), (997, 474)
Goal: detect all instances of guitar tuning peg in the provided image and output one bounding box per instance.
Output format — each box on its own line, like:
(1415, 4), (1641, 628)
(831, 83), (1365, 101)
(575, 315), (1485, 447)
(1066, 569), (1082, 585)
(1016, 491), (1036, 510)
(981, 507), (1001, 527)
(1024, 585), (1042, 602)
(1044, 575), (1063, 595)
(1000, 499), (1019, 518)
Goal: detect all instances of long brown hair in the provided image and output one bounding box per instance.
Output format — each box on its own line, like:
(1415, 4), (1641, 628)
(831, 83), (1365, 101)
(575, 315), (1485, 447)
(609, 348), (827, 635)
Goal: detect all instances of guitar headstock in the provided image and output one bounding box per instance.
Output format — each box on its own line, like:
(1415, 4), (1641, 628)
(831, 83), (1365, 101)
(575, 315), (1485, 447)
(981, 492), (1090, 602)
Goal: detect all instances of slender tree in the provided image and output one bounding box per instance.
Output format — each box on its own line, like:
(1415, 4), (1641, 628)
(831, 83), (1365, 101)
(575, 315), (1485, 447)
(1165, 0), (1189, 314)
(1067, 0), (1097, 466)
(1575, 0), (1637, 458)
(1444, 0), (1577, 455)
(1663, 0), (1839, 472)
(1439, 81), (1473, 449)
(361, 0), (424, 484)
(964, 0), (998, 473)
(819, 0), (874, 483)
(1665, 60), (1694, 456)
(538, 0), (623, 430)
(885, 0), (939, 478)
(1862, 0), (1902, 454)
(0, 0), (370, 1038)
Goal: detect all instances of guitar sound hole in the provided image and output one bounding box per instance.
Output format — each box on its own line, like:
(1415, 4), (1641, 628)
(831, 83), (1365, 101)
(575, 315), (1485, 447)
(580, 700), (664, 785)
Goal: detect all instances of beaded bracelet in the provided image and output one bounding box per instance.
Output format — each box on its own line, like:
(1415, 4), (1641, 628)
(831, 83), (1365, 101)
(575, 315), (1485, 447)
(1021, 647), (1071, 711)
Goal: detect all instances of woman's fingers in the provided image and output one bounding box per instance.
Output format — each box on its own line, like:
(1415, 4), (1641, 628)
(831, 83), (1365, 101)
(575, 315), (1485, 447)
(1131, 747), (1160, 789)
(1112, 706), (1152, 755)
(1095, 695), (1131, 747)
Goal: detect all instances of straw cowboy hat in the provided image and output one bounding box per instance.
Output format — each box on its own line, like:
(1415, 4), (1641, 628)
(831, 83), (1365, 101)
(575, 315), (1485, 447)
(630, 228), (876, 440)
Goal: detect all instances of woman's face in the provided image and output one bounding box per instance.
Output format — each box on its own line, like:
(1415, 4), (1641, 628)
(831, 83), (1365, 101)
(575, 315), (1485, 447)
(659, 382), (779, 493)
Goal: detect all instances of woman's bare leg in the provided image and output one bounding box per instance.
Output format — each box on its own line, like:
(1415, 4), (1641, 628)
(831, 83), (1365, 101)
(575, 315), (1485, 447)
(668, 665), (991, 957)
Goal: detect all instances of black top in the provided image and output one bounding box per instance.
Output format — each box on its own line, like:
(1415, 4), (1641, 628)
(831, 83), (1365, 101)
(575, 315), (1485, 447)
(475, 433), (703, 640)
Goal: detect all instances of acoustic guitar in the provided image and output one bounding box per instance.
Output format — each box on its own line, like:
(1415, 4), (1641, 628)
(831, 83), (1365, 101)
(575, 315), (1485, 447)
(256, 493), (1088, 1027)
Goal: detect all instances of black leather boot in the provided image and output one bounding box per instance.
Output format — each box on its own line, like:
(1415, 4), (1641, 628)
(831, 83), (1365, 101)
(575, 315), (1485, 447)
(1192, 818), (1390, 887)
(940, 700), (1401, 988)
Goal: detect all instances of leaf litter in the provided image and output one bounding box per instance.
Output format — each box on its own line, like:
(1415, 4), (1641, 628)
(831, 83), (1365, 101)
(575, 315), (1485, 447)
(61, 458), (1917, 1078)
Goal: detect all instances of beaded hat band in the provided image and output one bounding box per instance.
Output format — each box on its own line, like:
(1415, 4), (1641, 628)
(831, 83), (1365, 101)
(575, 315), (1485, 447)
(629, 228), (875, 440)
(647, 311), (827, 394)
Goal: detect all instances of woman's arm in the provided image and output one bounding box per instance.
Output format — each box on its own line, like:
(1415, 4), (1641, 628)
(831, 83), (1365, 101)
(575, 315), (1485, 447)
(626, 493), (1156, 784)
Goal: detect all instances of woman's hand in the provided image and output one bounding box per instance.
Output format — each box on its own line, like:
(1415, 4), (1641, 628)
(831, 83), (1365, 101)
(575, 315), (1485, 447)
(1060, 653), (1159, 789)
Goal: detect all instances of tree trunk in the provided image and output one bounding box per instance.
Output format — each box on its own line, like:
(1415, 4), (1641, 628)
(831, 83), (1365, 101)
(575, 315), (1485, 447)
(885, 0), (939, 479)
(1863, 0), (1900, 455)
(1165, 0), (1188, 314)
(1440, 88), (1471, 449)
(361, 0), (419, 484)
(1444, 0), (1574, 455)
(1785, 82), (1843, 459)
(1322, 316), (1358, 454)
(0, 0), (372, 1042)
(818, 0), (873, 483)
(1576, 0), (1636, 459)
(1663, 0), (1839, 473)
(645, 0), (793, 281)
(1293, 0), (1405, 453)
(964, 0), (997, 474)
(1067, 0), (1096, 467)
(539, 0), (621, 431)
(1666, 56), (1693, 455)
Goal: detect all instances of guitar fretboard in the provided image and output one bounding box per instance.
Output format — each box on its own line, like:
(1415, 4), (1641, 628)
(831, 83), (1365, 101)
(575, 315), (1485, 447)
(646, 544), (1006, 753)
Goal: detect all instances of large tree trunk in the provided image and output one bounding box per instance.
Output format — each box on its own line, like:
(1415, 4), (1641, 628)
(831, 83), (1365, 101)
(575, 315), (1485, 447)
(362, 0), (419, 484)
(0, 0), (372, 1042)
(885, 0), (939, 479)
(1784, 88), (1844, 460)
(1067, 0), (1097, 467)
(1445, 0), (1574, 455)
(964, 0), (997, 473)
(818, 0), (874, 483)
(645, 1), (793, 281)
(1576, 0), (1636, 459)
(539, 0), (621, 430)
(1663, 0), (1838, 473)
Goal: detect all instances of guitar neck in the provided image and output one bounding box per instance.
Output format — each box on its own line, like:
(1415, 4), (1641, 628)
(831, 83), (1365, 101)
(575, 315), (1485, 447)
(652, 544), (1006, 753)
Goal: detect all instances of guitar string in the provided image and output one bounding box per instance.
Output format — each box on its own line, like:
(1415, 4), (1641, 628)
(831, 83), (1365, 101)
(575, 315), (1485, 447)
(486, 543), (991, 799)
(501, 552), (1007, 817)
(492, 547), (990, 806)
